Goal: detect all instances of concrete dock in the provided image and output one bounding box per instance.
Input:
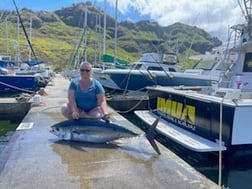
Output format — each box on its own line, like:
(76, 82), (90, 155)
(0, 74), (219, 189)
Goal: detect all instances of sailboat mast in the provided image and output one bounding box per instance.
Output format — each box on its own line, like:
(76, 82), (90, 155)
(84, 5), (88, 62)
(28, 17), (32, 61)
(103, 0), (107, 55)
(5, 15), (9, 56)
(16, 16), (21, 64)
(114, 0), (118, 64)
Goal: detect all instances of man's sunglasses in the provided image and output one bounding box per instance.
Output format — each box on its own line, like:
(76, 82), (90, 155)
(80, 69), (91, 72)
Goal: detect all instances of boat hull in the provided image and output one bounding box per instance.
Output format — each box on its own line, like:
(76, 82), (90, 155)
(0, 75), (40, 93)
(137, 86), (252, 153)
(97, 70), (218, 91)
(107, 95), (149, 113)
(0, 101), (32, 121)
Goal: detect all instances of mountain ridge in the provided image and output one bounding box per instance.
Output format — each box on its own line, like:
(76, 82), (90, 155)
(0, 1), (222, 71)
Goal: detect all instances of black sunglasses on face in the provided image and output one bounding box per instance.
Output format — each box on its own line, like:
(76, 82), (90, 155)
(80, 69), (91, 72)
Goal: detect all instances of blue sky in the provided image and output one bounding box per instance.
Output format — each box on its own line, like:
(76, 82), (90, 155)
(1, 0), (83, 11)
(0, 0), (245, 42)
(1, 0), (150, 22)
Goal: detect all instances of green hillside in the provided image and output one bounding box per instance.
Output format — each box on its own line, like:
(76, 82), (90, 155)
(0, 1), (222, 71)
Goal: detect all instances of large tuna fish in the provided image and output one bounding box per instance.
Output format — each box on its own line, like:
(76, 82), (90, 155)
(50, 118), (160, 154)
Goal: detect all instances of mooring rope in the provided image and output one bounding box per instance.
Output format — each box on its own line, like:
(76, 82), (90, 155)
(112, 90), (149, 114)
(38, 105), (63, 112)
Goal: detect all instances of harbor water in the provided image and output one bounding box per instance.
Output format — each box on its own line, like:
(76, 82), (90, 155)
(0, 120), (19, 153)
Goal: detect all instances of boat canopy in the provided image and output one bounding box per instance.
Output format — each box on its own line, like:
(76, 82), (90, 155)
(24, 60), (44, 67)
(103, 54), (129, 68)
(0, 60), (15, 68)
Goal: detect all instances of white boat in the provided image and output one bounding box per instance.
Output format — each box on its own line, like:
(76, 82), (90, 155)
(93, 46), (233, 92)
(93, 51), (186, 91)
(135, 0), (252, 156)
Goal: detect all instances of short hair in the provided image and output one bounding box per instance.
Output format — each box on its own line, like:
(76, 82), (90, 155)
(79, 61), (92, 69)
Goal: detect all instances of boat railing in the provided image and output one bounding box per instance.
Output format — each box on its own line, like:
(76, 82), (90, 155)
(216, 25), (245, 89)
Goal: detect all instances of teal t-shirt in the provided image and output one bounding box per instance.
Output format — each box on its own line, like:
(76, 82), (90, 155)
(69, 78), (105, 112)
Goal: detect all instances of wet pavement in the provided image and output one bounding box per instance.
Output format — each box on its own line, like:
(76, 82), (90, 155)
(0, 74), (219, 189)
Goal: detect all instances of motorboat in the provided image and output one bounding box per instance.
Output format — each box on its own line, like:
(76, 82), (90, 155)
(135, 0), (252, 156)
(94, 51), (182, 91)
(93, 50), (222, 92)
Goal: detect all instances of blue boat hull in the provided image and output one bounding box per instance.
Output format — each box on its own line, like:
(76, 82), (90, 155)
(0, 75), (40, 93)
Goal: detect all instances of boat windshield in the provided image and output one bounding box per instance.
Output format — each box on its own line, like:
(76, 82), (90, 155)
(130, 63), (142, 69)
(243, 52), (252, 72)
(146, 66), (164, 71)
(193, 59), (218, 70)
(215, 52), (238, 71)
(193, 51), (237, 71)
(163, 53), (178, 64)
(215, 60), (233, 71)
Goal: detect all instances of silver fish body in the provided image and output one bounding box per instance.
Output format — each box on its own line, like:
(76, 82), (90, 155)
(50, 119), (138, 143)
(50, 118), (161, 154)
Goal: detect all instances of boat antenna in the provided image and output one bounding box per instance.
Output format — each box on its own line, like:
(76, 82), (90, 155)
(12, 0), (38, 60)
(237, 0), (252, 39)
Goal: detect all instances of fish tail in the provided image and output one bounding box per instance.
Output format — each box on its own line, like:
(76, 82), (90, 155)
(146, 117), (161, 155)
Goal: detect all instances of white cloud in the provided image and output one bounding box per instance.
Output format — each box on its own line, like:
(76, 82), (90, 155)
(1, 0), (247, 42)
(101, 0), (246, 42)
